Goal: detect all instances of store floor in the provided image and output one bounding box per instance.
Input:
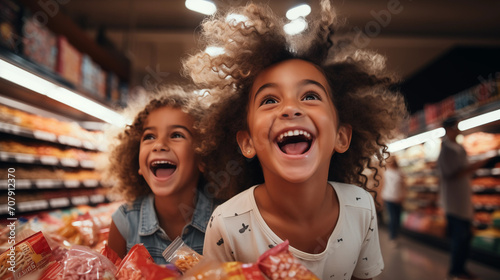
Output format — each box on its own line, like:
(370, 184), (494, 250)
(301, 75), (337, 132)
(375, 226), (500, 280)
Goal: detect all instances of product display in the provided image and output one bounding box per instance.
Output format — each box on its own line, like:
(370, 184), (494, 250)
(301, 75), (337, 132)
(395, 126), (500, 254)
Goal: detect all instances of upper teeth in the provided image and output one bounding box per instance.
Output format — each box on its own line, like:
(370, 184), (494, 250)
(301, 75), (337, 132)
(277, 130), (311, 142)
(152, 160), (175, 166)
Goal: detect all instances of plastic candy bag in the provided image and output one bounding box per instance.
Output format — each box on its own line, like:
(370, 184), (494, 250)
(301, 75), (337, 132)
(162, 237), (202, 273)
(42, 245), (117, 280)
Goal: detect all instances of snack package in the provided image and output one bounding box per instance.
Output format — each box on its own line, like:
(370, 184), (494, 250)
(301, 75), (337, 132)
(46, 245), (117, 280)
(257, 240), (319, 280)
(163, 237), (202, 273)
(116, 244), (179, 280)
(0, 231), (52, 280)
(100, 245), (122, 267)
(182, 259), (265, 280)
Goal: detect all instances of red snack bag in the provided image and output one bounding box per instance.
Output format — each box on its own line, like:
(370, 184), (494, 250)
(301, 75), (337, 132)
(100, 245), (122, 267)
(0, 231), (52, 280)
(257, 240), (319, 280)
(116, 244), (179, 280)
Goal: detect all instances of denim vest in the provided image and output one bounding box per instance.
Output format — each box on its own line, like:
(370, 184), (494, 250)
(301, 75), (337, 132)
(112, 190), (216, 264)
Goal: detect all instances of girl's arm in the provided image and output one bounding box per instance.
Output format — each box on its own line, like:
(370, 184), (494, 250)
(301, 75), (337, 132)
(108, 221), (127, 258)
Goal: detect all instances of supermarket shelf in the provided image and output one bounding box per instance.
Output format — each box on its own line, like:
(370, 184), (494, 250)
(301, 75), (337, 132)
(0, 151), (96, 169)
(475, 168), (500, 177)
(0, 121), (104, 151)
(472, 185), (500, 194)
(0, 179), (100, 190)
(408, 185), (439, 192)
(474, 204), (500, 211)
(0, 193), (117, 216)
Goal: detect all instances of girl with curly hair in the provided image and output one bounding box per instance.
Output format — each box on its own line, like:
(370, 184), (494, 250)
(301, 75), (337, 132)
(106, 86), (217, 264)
(183, 1), (407, 278)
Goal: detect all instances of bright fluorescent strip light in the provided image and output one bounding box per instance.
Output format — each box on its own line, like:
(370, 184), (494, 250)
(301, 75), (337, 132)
(284, 18), (307, 35)
(204, 46), (225, 56)
(185, 0), (216, 15)
(458, 109), (500, 131)
(0, 58), (127, 127)
(286, 4), (311, 20)
(387, 127), (445, 153)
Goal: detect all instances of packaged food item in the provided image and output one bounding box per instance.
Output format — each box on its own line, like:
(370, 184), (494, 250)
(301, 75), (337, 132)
(257, 240), (319, 280)
(116, 244), (179, 280)
(46, 245), (116, 280)
(100, 245), (122, 267)
(0, 231), (52, 280)
(163, 237), (202, 273)
(181, 259), (264, 280)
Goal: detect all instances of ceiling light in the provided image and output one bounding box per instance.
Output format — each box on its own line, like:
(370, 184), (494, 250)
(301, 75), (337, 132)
(458, 109), (500, 131)
(284, 17), (308, 35)
(226, 13), (248, 24)
(185, 0), (216, 16)
(0, 58), (128, 127)
(387, 127), (445, 153)
(204, 46), (225, 56)
(286, 4), (311, 20)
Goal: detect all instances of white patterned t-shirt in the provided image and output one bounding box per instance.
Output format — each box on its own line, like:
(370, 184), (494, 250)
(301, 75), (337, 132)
(203, 181), (384, 279)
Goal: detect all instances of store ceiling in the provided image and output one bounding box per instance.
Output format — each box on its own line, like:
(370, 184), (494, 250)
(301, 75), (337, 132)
(60, 0), (500, 113)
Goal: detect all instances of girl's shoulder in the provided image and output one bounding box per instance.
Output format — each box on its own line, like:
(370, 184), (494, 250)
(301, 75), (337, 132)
(329, 181), (374, 209)
(212, 186), (258, 218)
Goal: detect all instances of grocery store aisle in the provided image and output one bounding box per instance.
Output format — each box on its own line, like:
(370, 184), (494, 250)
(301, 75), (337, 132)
(375, 226), (500, 280)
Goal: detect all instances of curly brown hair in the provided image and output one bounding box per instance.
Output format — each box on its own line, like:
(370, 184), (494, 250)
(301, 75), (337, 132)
(105, 85), (207, 202)
(182, 1), (408, 199)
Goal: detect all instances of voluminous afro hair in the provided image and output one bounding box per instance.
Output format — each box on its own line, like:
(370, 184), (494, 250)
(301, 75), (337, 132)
(105, 85), (207, 202)
(182, 1), (408, 199)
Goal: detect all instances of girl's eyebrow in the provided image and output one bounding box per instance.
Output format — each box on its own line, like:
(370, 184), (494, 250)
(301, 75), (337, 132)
(300, 79), (329, 94)
(254, 79), (329, 100)
(142, 125), (193, 136)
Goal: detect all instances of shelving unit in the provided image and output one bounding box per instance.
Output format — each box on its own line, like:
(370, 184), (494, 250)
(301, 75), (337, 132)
(0, 1), (130, 217)
(393, 89), (500, 265)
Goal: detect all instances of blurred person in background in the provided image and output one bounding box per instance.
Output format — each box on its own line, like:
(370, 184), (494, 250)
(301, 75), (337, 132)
(437, 117), (492, 280)
(381, 155), (405, 247)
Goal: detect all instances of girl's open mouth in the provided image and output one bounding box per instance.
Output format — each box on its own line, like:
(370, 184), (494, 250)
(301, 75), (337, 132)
(276, 130), (313, 155)
(150, 160), (177, 179)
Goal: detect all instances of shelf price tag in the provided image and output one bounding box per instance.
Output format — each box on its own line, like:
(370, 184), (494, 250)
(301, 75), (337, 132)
(15, 153), (36, 163)
(64, 180), (80, 188)
(71, 196), (89, 206)
(82, 141), (95, 150)
(80, 160), (95, 169)
(90, 194), (105, 204)
(83, 180), (98, 188)
(18, 200), (49, 212)
(35, 179), (61, 189)
(60, 158), (79, 167)
(16, 180), (31, 189)
(58, 135), (82, 147)
(34, 130), (57, 142)
(40, 156), (59, 165)
(50, 197), (70, 208)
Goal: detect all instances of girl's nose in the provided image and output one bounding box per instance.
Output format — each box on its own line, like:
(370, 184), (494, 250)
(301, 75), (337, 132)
(152, 141), (169, 152)
(280, 101), (303, 119)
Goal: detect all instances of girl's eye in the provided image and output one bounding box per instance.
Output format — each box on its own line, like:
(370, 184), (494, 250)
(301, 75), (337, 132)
(171, 132), (186, 139)
(260, 96), (278, 106)
(303, 92), (321, 101)
(142, 133), (155, 141)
